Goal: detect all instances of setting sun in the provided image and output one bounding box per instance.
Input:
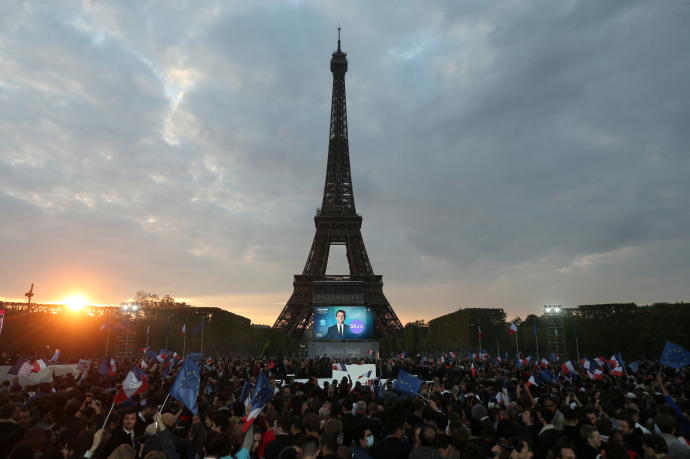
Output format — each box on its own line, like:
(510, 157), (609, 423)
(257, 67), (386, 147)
(62, 295), (89, 311)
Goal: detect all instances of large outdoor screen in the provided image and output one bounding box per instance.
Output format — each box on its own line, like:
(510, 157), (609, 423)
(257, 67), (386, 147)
(313, 306), (375, 340)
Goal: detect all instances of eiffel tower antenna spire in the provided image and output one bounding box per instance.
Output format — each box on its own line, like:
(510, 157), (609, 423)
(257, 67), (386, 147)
(273, 37), (403, 339)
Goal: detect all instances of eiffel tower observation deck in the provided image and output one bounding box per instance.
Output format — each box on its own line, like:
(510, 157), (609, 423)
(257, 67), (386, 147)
(273, 30), (403, 338)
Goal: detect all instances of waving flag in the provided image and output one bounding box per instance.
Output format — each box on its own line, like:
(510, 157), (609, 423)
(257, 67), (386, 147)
(540, 358), (549, 369)
(392, 369), (423, 397)
(581, 358), (591, 371)
(540, 370), (554, 384)
(588, 368), (604, 380)
(509, 323), (518, 335)
(0, 308), (5, 335)
(628, 361), (640, 374)
(32, 358), (49, 373)
(477, 325), (483, 339)
(561, 360), (576, 375)
(8, 359), (28, 375)
(180, 323), (186, 335)
(357, 370), (373, 380)
(332, 362), (347, 371)
(243, 370), (274, 432)
(471, 363), (477, 378)
(18, 361), (34, 377)
(49, 349), (61, 362)
(609, 363), (624, 377)
(660, 341), (690, 369)
(526, 374), (539, 387)
(170, 353), (202, 414)
(114, 367), (149, 404)
(98, 357), (117, 376)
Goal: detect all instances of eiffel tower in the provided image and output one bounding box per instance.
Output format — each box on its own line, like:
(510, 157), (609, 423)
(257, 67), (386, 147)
(273, 31), (403, 338)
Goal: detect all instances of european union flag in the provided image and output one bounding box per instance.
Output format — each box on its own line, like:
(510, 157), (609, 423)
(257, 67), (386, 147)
(660, 341), (690, 369)
(170, 353), (201, 414)
(392, 369), (423, 397)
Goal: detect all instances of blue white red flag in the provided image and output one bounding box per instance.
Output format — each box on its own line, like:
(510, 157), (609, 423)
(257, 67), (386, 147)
(113, 366), (149, 404)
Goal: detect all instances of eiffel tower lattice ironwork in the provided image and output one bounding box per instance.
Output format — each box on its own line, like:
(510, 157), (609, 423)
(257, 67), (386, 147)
(273, 31), (403, 338)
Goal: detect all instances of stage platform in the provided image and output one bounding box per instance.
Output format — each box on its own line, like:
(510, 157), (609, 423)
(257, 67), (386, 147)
(307, 340), (378, 359)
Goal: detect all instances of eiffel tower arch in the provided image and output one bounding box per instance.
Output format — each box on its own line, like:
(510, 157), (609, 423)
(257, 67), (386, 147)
(273, 32), (403, 339)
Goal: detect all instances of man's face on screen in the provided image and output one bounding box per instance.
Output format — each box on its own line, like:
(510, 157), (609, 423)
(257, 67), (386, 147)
(336, 311), (345, 324)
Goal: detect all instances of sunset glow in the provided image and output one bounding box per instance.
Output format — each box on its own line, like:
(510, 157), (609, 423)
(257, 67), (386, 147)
(62, 295), (89, 311)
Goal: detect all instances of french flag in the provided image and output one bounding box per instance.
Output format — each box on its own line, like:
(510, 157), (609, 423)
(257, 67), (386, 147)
(581, 358), (591, 370)
(31, 358), (49, 373)
(588, 368), (604, 380)
(509, 323), (518, 335)
(106, 357), (117, 376)
(540, 358), (550, 369)
(471, 363), (477, 378)
(332, 362), (347, 371)
(526, 375), (539, 387)
(609, 363), (624, 377)
(242, 371), (274, 432)
(180, 324), (186, 335)
(113, 367), (149, 404)
(594, 356), (606, 367)
(561, 360), (576, 375)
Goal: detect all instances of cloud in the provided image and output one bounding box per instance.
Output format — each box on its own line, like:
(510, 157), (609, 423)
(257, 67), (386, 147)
(2, 0), (690, 324)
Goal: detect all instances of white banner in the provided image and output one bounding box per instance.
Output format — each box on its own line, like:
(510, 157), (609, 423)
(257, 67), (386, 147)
(0, 364), (80, 387)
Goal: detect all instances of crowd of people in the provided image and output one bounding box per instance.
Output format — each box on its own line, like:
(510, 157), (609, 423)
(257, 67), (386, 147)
(1, 352), (689, 459)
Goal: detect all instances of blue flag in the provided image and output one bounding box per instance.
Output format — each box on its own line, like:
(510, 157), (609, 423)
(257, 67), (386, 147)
(660, 341), (690, 369)
(170, 353), (201, 414)
(540, 370), (554, 384)
(251, 370), (274, 406)
(192, 321), (204, 335)
(628, 362), (640, 374)
(392, 369), (423, 397)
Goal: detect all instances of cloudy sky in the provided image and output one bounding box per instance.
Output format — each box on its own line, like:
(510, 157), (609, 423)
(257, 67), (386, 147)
(2, 0), (690, 325)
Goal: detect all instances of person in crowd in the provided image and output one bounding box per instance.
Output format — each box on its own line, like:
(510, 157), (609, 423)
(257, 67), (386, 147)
(0, 352), (689, 459)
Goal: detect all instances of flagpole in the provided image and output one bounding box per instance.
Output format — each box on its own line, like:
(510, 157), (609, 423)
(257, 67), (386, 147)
(101, 402), (115, 430)
(105, 308), (111, 356)
(478, 326), (482, 355)
(496, 337), (500, 359)
(159, 393), (171, 413)
(200, 316), (205, 355)
(515, 329), (519, 355)
(146, 323), (150, 348)
(575, 336), (581, 367)
(182, 322), (187, 357)
(535, 328), (540, 362)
